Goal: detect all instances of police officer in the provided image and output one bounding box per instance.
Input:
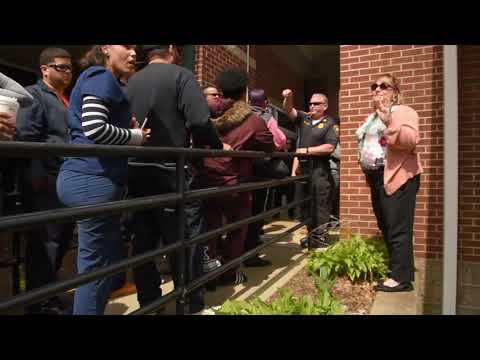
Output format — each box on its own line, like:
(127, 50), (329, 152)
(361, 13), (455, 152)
(282, 89), (339, 248)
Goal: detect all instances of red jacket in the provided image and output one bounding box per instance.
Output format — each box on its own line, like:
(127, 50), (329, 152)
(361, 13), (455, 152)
(194, 100), (274, 187)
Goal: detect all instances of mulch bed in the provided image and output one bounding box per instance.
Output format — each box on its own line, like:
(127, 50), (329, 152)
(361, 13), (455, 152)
(268, 268), (376, 315)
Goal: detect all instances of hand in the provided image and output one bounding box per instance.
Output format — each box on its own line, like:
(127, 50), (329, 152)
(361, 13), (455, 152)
(375, 98), (392, 124)
(282, 89), (293, 99)
(296, 148), (307, 154)
(0, 112), (16, 141)
(222, 143), (233, 151)
(131, 117), (140, 129)
(141, 128), (151, 144)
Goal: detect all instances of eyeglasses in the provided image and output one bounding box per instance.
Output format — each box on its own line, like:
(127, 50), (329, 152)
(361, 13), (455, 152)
(309, 102), (326, 107)
(48, 64), (73, 73)
(371, 82), (393, 91)
(206, 93), (221, 97)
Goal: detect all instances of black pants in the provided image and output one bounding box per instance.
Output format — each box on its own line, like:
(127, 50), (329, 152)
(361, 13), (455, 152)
(364, 168), (387, 238)
(330, 169), (340, 219)
(128, 165), (205, 313)
(365, 168), (420, 283)
(23, 174), (74, 309)
(295, 162), (332, 234)
(245, 188), (268, 251)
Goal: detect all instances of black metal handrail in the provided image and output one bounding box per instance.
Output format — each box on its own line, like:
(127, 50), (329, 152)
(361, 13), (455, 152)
(0, 142), (315, 315)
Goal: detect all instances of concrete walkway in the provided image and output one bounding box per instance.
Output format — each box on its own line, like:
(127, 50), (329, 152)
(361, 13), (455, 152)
(104, 219), (309, 315)
(370, 291), (417, 315)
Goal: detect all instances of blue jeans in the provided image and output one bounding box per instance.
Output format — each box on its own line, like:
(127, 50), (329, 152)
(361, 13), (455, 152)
(57, 170), (125, 315)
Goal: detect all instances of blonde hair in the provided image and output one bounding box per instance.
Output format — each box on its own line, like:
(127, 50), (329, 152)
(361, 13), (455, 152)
(377, 73), (402, 105)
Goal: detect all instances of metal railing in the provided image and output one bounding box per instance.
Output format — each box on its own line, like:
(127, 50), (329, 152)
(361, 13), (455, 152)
(0, 142), (314, 315)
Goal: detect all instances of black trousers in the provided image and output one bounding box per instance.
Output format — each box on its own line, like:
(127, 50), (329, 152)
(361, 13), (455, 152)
(128, 165), (205, 313)
(364, 168), (387, 239)
(365, 168), (420, 283)
(295, 161), (332, 234)
(23, 174), (74, 308)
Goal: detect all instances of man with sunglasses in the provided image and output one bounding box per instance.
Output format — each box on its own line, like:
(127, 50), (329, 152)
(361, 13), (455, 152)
(282, 89), (338, 249)
(16, 47), (74, 315)
(203, 86), (222, 108)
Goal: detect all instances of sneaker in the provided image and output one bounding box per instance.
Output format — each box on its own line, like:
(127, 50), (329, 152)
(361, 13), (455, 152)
(300, 235), (329, 249)
(192, 306), (220, 315)
(218, 271), (248, 286)
(201, 247), (222, 273)
(244, 255), (272, 267)
(27, 298), (69, 315)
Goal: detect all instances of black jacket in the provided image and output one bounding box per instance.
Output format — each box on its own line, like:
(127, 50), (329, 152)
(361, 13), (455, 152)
(16, 80), (70, 178)
(126, 63), (222, 165)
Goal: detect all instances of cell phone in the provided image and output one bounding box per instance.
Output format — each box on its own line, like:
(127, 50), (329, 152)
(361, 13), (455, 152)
(141, 117), (148, 130)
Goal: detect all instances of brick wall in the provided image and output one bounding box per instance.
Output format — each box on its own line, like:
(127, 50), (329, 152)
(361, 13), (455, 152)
(339, 45), (444, 260)
(255, 46), (305, 107)
(459, 45), (480, 262)
(194, 45), (256, 89)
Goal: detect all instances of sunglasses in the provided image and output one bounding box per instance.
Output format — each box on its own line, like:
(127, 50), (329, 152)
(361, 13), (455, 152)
(309, 102), (326, 106)
(48, 64), (73, 73)
(206, 93), (221, 97)
(371, 82), (393, 91)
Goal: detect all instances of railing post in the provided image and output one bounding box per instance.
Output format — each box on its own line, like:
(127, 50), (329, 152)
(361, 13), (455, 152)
(175, 155), (187, 315)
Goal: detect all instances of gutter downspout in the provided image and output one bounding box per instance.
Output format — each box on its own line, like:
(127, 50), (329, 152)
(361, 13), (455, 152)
(442, 45), (459, 315)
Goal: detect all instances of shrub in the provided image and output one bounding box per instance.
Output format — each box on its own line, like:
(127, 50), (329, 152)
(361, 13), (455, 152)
(307, 235), (388, 282)
(217, 275), (344, 315)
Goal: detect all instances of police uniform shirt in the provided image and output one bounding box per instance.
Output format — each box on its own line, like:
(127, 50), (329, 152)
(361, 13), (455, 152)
(295, 111), (339, 155)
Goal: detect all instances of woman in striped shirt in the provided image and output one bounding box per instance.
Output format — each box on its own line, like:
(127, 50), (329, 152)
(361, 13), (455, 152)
(57, 45), (149, 315)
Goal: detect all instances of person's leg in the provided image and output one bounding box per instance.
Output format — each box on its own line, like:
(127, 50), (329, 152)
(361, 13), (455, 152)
(25, 174), (73, 313)
(184, 199), (207, 313)
(382, 175), (420, 284)
(57, 171), (124, 315)
(221, 192), (252, 282)
(127, 166), (173, 307)
(311, 166), (331, 232)
(330, 169), (340, 219)
(365, 168), (388, 241)
(245, 188), (267, 251)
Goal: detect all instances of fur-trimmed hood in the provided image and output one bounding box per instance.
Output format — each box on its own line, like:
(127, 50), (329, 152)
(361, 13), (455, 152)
(211, 100), (252, 133)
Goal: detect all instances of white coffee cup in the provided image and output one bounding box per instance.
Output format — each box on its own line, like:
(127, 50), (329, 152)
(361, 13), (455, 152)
(0, 94), (19, 119)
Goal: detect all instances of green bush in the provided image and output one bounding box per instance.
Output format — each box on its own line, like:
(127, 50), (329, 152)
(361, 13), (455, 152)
(307, 235), (388, 282)
(217, 275), (344, 315)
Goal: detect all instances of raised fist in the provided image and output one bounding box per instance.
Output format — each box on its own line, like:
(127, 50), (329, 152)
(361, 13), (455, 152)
(282, 89), (293, 98)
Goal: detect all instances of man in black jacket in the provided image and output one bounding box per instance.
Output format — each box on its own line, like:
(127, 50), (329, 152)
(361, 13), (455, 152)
(126, 45), (228, 314)
(16, 47), (74, 314)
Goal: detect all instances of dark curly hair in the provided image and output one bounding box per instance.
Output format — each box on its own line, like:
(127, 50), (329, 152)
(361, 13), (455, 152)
(215, 67), (249, 101)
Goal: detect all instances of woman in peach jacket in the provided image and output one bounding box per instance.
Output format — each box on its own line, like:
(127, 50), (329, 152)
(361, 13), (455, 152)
(356, 74), (423, 292)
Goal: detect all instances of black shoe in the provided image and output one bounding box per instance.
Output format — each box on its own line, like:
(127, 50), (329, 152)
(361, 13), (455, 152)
(218, 271), (248, 286)
(27, 300), (69, 315)
(300, 236), (329, 249)
(374, 282), (413, 292)
(244, 255), (272, 267)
